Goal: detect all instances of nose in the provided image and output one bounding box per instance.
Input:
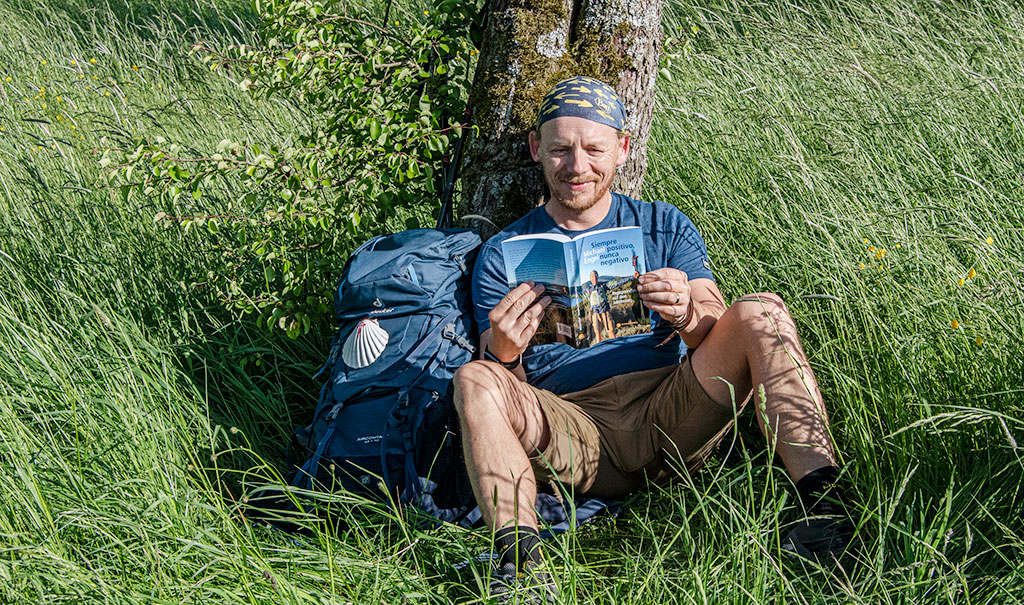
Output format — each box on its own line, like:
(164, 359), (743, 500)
(567, 146), (587, 175)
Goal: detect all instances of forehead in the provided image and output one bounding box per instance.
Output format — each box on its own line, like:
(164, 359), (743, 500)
(537, 116), (619, 142)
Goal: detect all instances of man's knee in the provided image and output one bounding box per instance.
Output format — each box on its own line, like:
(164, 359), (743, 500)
(453, 360), (533, 421)
(453, 360), (503, 415)
(730, 292), (793, 333)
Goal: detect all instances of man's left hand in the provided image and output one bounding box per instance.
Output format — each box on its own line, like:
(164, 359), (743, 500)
(638, 268), (691, 325)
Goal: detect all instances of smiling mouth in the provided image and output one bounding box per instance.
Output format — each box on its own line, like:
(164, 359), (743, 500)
(565, 180), (596, 191)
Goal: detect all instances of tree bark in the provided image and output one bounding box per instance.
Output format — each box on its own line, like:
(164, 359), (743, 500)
(460, 0), (662, 233)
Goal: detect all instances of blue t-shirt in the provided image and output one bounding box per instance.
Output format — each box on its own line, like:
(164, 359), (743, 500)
(472, 193), (714, 395)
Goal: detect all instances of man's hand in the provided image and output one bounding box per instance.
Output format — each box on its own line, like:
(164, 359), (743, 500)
(638, 268), (692, 327)
(487, 281), (551, 362)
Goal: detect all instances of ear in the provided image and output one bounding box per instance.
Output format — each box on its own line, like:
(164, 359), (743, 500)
(616, 136), (630, 167)
(528, 130), (541, 162)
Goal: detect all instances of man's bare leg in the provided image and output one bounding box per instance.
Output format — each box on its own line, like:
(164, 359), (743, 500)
(453, 360), (550, 531)
(690, 292), (835, 482)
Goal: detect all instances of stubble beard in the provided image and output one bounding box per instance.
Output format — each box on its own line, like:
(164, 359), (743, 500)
(546, 172), (613, 213)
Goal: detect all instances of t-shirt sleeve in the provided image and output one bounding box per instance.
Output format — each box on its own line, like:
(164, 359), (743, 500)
(471, 241), (510, 336)
(667, 211), (714, 283)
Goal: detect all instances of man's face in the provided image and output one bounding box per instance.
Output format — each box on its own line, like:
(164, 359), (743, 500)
(529, 116), (629, 213)
(590, 271), (598, 284)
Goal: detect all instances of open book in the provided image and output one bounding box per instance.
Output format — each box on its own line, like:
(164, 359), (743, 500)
(501, 226), (651, 348)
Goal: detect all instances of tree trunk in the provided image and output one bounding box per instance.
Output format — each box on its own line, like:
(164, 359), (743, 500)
(460, 0), (662, 233)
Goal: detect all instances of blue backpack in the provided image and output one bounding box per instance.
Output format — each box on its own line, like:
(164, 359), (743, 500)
(292, 228), (481, 521)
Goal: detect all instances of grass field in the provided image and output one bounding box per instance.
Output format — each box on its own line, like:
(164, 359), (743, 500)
(1, 0), (1021, 602)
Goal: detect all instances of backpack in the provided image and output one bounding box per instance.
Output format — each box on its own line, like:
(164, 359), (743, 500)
(291, 228), (481, 521)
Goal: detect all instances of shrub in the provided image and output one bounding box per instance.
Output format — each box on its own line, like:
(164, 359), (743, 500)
(102, 0), (478, 337)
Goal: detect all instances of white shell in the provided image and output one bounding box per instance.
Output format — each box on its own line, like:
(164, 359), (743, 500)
(342, 318), (389, 369)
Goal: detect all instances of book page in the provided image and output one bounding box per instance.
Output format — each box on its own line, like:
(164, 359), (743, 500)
(571, 226), (650, 348)
(500, 237), (576, 347)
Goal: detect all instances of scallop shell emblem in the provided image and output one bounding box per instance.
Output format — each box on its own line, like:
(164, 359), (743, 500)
(342, 318), (389, 369)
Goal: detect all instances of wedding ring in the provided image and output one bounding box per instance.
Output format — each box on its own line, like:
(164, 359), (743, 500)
(674, 292), (680, 305)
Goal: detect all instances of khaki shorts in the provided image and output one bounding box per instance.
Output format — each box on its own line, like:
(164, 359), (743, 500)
(529, 360), (743, 498)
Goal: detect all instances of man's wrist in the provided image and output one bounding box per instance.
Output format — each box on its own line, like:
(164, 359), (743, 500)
(669, 300), (695, 333)
(484, 346), (522, 370)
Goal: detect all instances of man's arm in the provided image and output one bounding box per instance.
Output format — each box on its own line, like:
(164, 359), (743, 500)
(638, 270), (726, 350)
(478, 281), (550, 382)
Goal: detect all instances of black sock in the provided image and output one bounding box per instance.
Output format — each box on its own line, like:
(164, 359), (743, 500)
(495, 525), (543, 570)
(795, 466), (846, 517)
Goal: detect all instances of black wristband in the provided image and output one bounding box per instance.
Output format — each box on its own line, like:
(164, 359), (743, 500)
(484, 347), (522, 370)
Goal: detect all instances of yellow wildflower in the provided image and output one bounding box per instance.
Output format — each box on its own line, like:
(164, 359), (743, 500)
(41, 60), (47, 65)
(862, 237), (869, 244)
(104, 91), (110, 96)
(4, 76), (10, 82)
(957, 278), (965, 286)
(691, 25), (700, 34)
(78, 74), (84, 79)
(951, 320), (959, 329)
(967, 268), (976, 279)
(986, 236), (994, 245)
(975, 337), (983, 346)
(423, 10), (429, 15)
(875, 248), (886, 259)
(71, 59), (76, 65)
(90, 58), (97, 64)
(132, 65), (139, 71)
(858, 263), (865, 269)
(895, 244), (901, 249)
(867, 246), (875, 253)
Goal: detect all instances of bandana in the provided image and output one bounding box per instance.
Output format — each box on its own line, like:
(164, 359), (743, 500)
(536, 76), (627, 132)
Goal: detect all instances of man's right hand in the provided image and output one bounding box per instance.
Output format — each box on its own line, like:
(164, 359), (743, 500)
(486, 281), (551, 363)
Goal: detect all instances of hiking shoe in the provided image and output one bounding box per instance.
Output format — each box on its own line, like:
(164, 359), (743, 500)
(487, 560), (557, 604)
(782, 515), (855, 569)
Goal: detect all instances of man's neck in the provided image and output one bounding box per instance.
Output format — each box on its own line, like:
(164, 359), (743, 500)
(544, 193), (614, 231)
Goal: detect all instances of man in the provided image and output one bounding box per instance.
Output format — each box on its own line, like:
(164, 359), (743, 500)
(583, 270), (615, 343)
(454, 76), (853, 598)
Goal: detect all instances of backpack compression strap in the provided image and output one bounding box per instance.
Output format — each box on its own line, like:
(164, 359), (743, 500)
(294, 310), (470, 504)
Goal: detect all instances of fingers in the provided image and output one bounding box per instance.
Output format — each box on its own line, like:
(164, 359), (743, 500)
(513, 295), (551, 343)
(491, 281), (543, 318)
(488, 282), (550, 356)
(638, 268), (691, 318)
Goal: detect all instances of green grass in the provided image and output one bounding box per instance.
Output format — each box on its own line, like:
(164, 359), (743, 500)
(0, 0), (1022, 602)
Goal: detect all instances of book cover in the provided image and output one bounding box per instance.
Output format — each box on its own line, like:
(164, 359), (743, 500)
(501, 226), (650, 348)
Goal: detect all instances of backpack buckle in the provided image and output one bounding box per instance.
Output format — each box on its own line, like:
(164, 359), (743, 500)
(452, 254), (467, 273)
(443, 323), (477, 353)
(325, 402), (344, 422)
